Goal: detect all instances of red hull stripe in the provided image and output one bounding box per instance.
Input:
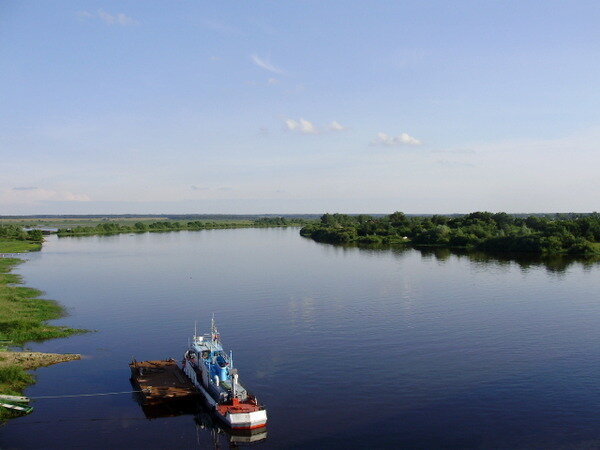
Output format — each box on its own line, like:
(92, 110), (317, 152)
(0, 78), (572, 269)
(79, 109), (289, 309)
(231, 423), (267, 430)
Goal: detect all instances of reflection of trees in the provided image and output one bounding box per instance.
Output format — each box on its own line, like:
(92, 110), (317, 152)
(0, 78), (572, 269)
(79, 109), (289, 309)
(423, 246), (600, 273)
(318, 240), (600, 274)
(452, 250), (600, 274)
(416, 247), (452, 262)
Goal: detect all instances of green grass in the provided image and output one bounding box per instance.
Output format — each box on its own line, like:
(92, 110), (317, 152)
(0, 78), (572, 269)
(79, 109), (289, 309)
(0, 257), (85, 423)
(0, 258), (84, 344)
(0, 239), (41, 253)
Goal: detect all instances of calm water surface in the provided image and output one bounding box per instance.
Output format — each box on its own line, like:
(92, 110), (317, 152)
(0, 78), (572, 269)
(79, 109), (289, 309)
(2, 228), (600, 448)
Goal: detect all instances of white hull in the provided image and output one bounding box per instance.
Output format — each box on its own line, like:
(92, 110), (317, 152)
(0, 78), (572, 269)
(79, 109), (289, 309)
(223, 409), (267, 430)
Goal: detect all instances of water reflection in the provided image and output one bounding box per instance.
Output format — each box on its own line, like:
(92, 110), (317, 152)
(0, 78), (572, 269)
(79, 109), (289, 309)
(132, 395), (268, 448)
(456, 250), (600, 274)
(195, 410), (268, 447)
(336, 240), (600, 274)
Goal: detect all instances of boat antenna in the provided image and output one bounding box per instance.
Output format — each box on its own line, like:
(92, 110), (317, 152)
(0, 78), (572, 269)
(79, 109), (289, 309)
(194, 320), (197, 339)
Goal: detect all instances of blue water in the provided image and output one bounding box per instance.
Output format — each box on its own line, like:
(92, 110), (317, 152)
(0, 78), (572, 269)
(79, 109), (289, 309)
(1, 228), (600, 448)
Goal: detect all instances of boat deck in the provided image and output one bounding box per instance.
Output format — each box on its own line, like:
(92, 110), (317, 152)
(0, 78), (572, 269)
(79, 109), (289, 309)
(130, 359), (198, 405)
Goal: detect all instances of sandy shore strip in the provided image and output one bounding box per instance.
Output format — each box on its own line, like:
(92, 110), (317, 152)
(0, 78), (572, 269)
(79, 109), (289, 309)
(0, 351), (81, 371)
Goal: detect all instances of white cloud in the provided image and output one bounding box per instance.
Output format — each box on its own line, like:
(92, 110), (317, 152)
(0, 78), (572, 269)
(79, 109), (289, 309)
(0, 188), (90, 204)
(78, 10), (138, 26)
(267, 78), (279, 85)
(284, 118), (346, 135)
(284, 118), (317, 134)
(371, 132), (421, 146)
(328, 121), (346, 131)
(250, 54), (284, 74)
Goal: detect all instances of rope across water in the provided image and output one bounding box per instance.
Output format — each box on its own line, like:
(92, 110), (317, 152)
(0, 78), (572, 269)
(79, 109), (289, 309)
(29, 390), (146, 399)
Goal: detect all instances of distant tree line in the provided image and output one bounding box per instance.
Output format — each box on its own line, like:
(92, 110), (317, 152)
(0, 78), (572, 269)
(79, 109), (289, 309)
(0, 224), (43, 243)
(56, 218), (309, 237)
(253, 217), (307, 226)
(299, 212), (600, 255)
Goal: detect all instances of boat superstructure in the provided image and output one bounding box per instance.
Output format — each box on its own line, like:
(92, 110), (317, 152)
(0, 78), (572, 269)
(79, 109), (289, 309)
(182, 317), (267, 430)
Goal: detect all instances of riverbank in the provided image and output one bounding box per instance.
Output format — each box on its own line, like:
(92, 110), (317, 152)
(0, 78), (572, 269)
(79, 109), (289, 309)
(0, 241), (84, 424)
(0, 351), (81, 370)
(0, 352), (81, 422)
(0, 258), (84, 343)
(56, 217), (309, 237)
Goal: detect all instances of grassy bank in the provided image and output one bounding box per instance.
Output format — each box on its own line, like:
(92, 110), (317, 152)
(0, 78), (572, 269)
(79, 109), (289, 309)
(0, 242), (84, 423)
(0, 351), (81, 422)
(0, 239), (42, 253)
(0, 224), (43, 254)
(0, 258), (83, 343)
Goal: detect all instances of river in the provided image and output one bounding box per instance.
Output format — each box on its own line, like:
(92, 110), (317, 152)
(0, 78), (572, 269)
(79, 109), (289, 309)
(2, 228), (600, 448)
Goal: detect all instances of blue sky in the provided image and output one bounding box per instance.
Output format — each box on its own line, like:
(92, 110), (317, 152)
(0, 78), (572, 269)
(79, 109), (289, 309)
(1, 1), (599, 214)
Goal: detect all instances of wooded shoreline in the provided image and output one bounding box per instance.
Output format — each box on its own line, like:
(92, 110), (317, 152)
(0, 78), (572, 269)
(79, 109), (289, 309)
(300, 212), (600, 256)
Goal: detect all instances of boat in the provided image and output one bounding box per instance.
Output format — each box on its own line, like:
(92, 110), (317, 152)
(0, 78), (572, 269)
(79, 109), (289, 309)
(0, 395), (33, 415)
(181, 317), (267, 430)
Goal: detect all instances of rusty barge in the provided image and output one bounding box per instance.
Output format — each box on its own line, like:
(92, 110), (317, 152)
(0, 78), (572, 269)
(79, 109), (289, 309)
(129, 359), (198, 405)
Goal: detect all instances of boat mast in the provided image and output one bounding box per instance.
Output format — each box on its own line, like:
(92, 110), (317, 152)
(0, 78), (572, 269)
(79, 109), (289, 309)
(211, 313), (219, 343)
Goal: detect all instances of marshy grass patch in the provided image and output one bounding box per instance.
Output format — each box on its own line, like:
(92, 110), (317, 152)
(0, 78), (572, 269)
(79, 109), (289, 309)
(0, 239), (41, 253)
(0, 260), (86, 336)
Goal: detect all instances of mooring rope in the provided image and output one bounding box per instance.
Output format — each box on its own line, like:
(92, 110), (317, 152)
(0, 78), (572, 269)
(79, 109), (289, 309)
(29, 390), (146, 399)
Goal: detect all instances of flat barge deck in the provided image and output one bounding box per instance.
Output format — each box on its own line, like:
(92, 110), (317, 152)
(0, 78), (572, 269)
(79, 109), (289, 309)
(130, 359), (198, 405)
